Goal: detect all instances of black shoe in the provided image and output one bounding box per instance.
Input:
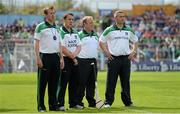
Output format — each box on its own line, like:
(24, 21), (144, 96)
(49, 105), (60, 111)
(125, 102), (133, 107)
(89, 104), (96, 108)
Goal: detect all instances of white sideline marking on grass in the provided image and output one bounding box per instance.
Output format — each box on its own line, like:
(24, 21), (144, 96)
(128, 109), (152, 113)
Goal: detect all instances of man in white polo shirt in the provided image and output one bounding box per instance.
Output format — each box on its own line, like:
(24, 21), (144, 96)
(99, 10), (138, 108)
(34, 6), (64, 112)
(76, 16), (99, 108)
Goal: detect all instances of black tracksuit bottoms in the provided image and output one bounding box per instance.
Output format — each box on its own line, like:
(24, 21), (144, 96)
(37, 53), (60, 110)
(57, 57), (78, 108)
(77, 58), (97, 107)
(105, 55), (133, 106)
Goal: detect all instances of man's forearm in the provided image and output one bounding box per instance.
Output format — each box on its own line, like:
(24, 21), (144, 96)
(34, 40), (40, 58)
(62, 46), (74, 59)
(73, 45), (81, 57)
(132, 42), (138, 52)
(99, 41), (109, 54)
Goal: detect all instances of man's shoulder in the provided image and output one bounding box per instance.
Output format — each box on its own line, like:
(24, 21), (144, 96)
(102, 25), (115, 36)
(72, 28), (79, 34)
(123, 26), (135, 34)
(78, 31), (84, 38)
(35, 22), (48, 33)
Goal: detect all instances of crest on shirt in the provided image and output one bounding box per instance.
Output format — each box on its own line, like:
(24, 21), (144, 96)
(125, 32), (128, 35)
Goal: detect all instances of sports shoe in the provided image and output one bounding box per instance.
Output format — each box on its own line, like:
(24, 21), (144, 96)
(38, 109), (46, 112)
(70, 105), (84, 109)
(104, 104), (111, 108)
(125, 102), (134, 107)
(38, 107), (46, 112)
(49, 105), (63, 111)
(58, 106), (66, 111)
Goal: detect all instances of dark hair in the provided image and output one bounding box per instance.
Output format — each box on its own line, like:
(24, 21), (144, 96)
(43, 6), (54, 15)
(63, 13), (74, 19)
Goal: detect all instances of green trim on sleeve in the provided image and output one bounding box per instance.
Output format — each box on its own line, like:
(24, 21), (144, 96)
(35, 22), (49, 33)
(102, 26), (115, 37)
(78, 31), (84, 40)
(59, 27), (66, 39)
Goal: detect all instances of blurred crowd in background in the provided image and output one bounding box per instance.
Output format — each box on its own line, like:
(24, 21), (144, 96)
(0, 8), (180, 72)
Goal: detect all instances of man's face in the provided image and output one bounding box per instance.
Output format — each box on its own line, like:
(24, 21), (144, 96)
(84, 18), (94, 31)
(115, 12), (126, 25)
(46, 9), (55, 23)
(64, 15), (74, 28)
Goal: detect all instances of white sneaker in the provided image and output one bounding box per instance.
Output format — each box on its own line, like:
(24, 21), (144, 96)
(75, 105), (84, 109)
(104, 104), (110, 108)
(38, 109), (46, 112)
(58, 106), (66, 111)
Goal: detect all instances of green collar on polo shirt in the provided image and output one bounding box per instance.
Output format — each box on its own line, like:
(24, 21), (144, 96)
(79, 29), (98, 40)
(44, 21), (56, 28)
(113, 24), (135, 34)
(82, 29), (95, 37)
(113, 24), (126, 30)
(62, 26), (73, 34)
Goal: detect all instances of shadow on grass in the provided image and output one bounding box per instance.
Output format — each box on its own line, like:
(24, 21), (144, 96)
(0, 106), (180, 113)
(0, 108), (27, 112)
(130, 106), (180, 110)
(61, 106), (180, 113)
(59, 107), (129, 113)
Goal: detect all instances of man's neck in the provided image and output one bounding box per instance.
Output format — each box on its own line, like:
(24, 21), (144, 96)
(45, 19), (54, 25)
(64, 25), (71, 32)
(84, 28), (92, 33)
(116, 23), (124, 29)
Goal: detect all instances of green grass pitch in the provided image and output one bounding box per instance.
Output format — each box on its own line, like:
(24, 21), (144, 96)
(0, 72), (180, 113)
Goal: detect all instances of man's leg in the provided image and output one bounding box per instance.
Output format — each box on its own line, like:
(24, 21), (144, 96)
(48, 54), (60, 110)
(119, 57), (132, 106)
(57, 58), (70, 107)
(69, 65), (78, 108)
(105, 58), (119, 106)
(76, 59), (89, 107)
(86, 61), (96, 107)
(37, 54), (49, 111)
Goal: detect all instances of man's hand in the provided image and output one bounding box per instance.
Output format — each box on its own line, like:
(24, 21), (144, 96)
(99, 41), (113, 60)
(73, 58), (78, 66)
(36, 57), (43, 68)
(128, 51), (136, 60)
(60, 57), (64, 69)
(105, 50), (114, 60)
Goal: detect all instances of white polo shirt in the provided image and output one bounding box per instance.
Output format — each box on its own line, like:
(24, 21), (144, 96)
(59, 26), (81, 55)
(78, 30), (99, 59)
(99, 25), (138, 56)
(34, 21), (61, 53)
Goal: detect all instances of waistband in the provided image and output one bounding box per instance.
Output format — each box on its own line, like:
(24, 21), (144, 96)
(40, 52), (59, 55)
(111, 55), (129, 58)
(77, 57), (96, 61)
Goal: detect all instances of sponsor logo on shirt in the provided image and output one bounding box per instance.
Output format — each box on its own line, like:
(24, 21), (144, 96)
(68, 40), (77, 48)
(114, 36), (128, 40)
